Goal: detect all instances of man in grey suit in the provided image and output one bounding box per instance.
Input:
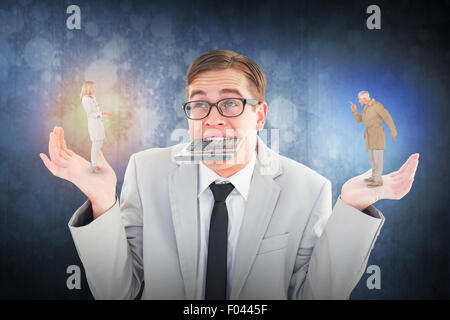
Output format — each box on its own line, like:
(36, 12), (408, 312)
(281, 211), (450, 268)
(39, 49), (419, 300)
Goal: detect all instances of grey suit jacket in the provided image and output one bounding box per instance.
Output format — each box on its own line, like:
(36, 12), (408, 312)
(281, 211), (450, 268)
(68, 136), (384, 300)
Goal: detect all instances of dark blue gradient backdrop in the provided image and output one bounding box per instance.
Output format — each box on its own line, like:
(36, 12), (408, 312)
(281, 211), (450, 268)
(0, 0), (449, 299)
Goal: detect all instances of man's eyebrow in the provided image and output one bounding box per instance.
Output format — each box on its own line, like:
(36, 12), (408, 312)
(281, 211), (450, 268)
(189, 89), (206, 99)
(219, 88), (243, 97)
(189, 88), (244, 100)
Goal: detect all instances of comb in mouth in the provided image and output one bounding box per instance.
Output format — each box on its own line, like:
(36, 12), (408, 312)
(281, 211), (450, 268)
(203, 136), (237, 141)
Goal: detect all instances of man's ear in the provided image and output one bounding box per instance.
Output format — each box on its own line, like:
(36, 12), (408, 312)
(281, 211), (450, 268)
(256, 102), (267, 131)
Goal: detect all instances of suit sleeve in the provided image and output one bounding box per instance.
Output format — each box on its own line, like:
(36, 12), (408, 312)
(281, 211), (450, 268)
(375, 103), (397, 136)
(67, 154), (144, 299)
(82, 97), (102, 119)
(352, 110), (362, 123)
(289, 180), (384, 299)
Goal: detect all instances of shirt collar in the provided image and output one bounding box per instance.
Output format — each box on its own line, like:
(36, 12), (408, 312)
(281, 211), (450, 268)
(198, 149), (256, 200)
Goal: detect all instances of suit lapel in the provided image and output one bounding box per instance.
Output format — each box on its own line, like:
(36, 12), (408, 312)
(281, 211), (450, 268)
(362, 99), (374, 116)
(362, 104), (368, 116)
(168, 143), (199, 299)
(230, 136), (282, 299)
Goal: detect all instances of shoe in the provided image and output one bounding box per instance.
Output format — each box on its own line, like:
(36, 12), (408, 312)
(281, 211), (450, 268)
(364, 177), (374, 182)
(90, 164), (102, 173)
(367, 181), (383, 188)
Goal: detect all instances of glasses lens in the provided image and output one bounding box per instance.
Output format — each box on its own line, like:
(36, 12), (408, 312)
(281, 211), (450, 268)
(185, 101), (210, 119)
(218, 98), (244, 117)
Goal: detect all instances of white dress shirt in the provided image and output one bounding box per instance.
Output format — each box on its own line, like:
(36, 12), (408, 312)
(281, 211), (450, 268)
(196, 149), (256, 299)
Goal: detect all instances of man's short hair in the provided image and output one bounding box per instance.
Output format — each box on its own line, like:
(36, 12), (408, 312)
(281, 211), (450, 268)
(185, 49), (267, 102)
(358, 91), (370, 99)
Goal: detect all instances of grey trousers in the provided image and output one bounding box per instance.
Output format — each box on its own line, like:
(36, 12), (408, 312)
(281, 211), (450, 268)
(369, 149), (384, 182)
(91, 139), (103, 167)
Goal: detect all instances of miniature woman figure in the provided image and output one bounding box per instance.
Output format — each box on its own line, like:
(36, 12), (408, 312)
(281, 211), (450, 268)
(80, 81), (113, 173)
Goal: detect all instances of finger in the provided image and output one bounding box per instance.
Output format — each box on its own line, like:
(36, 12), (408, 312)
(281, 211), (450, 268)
(55, 127), (75, 157)
(396, 153), (418, 176)
(56, 127), (64, 148)
(390, 175), (407, 191)
(39, 153), (62, 177)
(56, 127), (69, 152)
(395, 177), (414, 199)
(403, 158), (419, 181)
(48, 131), (59, 161)
(51, 133), (69, 166)
(395, 162), (408, 176)
(389, 171), (414, 199)
(392, 158), (417, 184)
(55, 127), (65, 154)
(65, 148), (74, 156)
(49, 132), (69, 168)
(403, 178), (415, 197)
(389, 172), (404, 182)
(407, 152), (420, 162)
(58, 140), (70, 160)
(387, 162), (408, 178)
(60, 147), (73, 159)
(398, 155), (419, 180)
(55, 127), (72, 159)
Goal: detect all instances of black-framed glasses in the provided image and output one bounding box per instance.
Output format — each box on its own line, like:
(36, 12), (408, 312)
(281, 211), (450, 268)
(182, 97), (259, 120)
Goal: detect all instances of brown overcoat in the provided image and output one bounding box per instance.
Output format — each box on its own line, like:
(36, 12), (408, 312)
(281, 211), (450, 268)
(352, 98), (397, 151)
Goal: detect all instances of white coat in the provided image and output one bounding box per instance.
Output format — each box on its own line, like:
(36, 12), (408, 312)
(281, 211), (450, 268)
(82, 95), (105, 141)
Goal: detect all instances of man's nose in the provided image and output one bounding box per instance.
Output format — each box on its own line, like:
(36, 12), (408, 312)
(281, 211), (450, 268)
(204, 105), (226, 126)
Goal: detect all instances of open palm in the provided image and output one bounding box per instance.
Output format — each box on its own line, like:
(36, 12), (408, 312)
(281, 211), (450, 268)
(39, 126), (117, 214)
(341, 153), (419, 211)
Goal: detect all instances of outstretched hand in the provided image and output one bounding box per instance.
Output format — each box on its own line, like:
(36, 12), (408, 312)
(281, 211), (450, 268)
(39, 126), (117, 218)
(341, 153), (419, 211)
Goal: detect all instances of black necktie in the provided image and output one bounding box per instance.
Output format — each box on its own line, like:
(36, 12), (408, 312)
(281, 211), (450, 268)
(205, 182), (235, 300)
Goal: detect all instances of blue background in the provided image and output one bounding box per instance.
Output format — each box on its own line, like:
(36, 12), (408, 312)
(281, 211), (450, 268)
(0, 0), (449, 299)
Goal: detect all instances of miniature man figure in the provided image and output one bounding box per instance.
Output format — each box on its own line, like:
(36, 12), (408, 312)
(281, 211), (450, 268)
(350, 91), (397, 187)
